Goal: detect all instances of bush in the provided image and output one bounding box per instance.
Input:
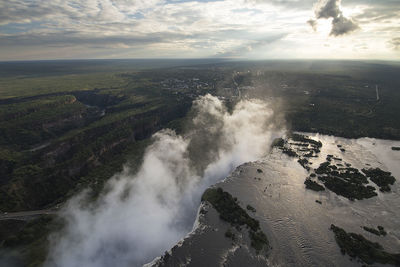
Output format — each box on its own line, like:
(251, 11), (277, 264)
(330, 224), (400, 265)
(304, 179), (325, 191)
(202, 187), (269, 253)
(362, 168), (396, 192)
(246, 204), (256, 212)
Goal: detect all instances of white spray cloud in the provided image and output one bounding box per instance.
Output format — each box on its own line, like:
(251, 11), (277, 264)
(45, 94), (283, 267)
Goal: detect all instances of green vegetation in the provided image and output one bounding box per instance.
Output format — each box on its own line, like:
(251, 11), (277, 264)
(249, 230), (269, 253)
(315, 160), (378, 200)
(202, 188), (260, 231)
(271, 137), (285, 148)
(0, 73), (127, 99)
(362, 168), (396, 192)
(2, 59), (400, 265)
(225, 228), (236, 241)
(282, 147), (298, 157)
(246, 204), (256, 212)
(330, 224), (400, 265)
(319, 176), (376, 200)
(315, 200), (322, 204)
(291, 133), (322, 148)
(392, 147), (400, 151)
(304, 179), (325, 192)
(275, 135), (322, 170)
(220, 60), (400, 140)
(363, 226), (387, 236)
(202, 187), (269, 254)
(0, 215), (61, 266)
(378, 226), (387, 236)
(0, 62), (206, 265)
(363, 226), (380, 236)
(298, 158), (310, 171)
(274, 134), (324, 182)
(0, 66), (198, 212)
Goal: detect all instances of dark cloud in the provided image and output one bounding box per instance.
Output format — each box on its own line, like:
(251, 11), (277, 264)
(315, 0), (341, 18)
(330, 14), (359, 36)
(389, 37), (400, 51)
(309, 0), (359, 36)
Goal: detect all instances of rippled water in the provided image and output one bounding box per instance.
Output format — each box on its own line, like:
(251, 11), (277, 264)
(219, 134), (400, 266)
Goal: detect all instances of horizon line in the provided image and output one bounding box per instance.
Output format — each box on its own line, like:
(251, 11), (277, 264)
(1, 58), (399, 63)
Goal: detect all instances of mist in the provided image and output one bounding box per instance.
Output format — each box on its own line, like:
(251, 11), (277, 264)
(45, 94), (283, 267)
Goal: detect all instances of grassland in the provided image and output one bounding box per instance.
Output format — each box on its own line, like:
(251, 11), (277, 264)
(0, 73), (128, 99)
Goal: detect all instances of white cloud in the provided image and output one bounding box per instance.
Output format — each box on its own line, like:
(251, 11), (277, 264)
(0, 0), (398, 60)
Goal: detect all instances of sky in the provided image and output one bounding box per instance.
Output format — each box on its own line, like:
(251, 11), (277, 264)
(0, 0), (399, 60)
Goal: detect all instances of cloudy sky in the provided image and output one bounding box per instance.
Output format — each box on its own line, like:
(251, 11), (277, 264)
(0, 0), (399, 60)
